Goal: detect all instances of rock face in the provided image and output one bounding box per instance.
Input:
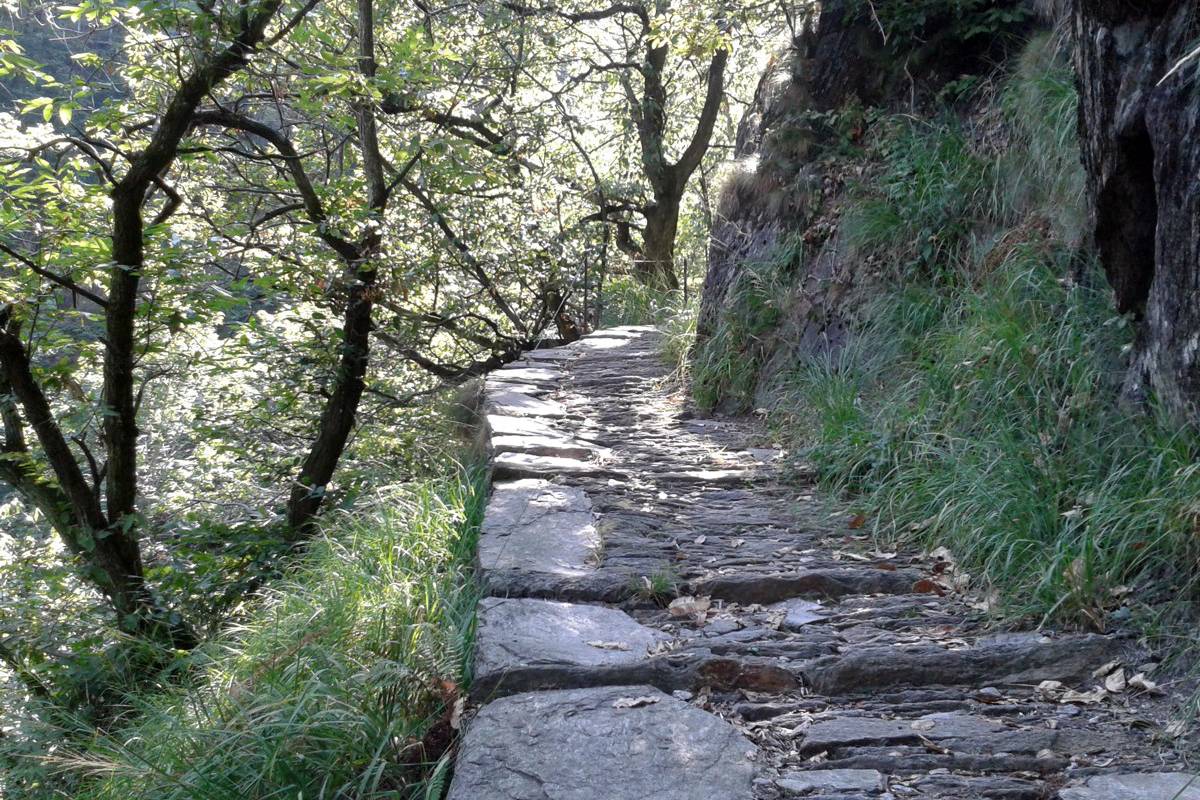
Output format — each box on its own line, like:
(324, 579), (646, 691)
(697, 1), (1035, 412)
(446, 327), (1191, 800)
(698, 0), (882, 356)
(446, 685), (756, 800)
(1072, 1), (1200, 420)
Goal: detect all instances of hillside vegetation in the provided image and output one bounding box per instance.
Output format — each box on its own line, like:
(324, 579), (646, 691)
(688, 21), (1200, 652)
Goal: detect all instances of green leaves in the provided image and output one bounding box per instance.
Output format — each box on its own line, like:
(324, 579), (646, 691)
(0, 37), (53, 86)
(19, 96), (76, 124)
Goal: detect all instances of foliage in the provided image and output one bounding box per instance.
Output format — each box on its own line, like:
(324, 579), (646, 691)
(20, 470), (484, 800)
(849, 0), (1032, 56)
(841, 118), (991, 277)
(690, 235), (799, 410)
(776, 249), (1200, 631)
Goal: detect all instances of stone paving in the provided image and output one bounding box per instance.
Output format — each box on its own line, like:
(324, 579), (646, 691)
(447, 326), (1195, 800)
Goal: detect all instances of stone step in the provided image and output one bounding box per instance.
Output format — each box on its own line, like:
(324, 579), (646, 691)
(485, 388), (568, 418)
(447, 686), (756, 800)
(490, 433), (601, 460)
(1059, 773), (1200, 799)
(471, 597), (800, 700)
(799, 633), (1125, 694)
(491, 451), (624, 480)
(689, 568), (922, 604)
(472, 597), (1129, 703)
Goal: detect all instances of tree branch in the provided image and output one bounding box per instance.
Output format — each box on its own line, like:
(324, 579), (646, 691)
(0, 243), (109, 308)
(672, 45), (729, 181)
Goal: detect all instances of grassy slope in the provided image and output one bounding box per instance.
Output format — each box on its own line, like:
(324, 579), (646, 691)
(53, 472), (485, 800)
(691, 33), (1200, 641)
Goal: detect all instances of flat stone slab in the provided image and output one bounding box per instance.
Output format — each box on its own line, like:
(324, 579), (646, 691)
(490, 433), (598, 460)
(473, 598), (671, 697)
(574, 336), (631, 351)
(690, 568), (920, 604)
(486, 413), (559, 438)
(801, 713), (1004, 754)
(479, 480), (598, 579)
(801, 634), (1119, 694)
(493, 452), (618, 480)
(1059, 773), (1200, 799)
(490, 366), (564, 385)
(487, 389), (566, 417)
(521, 348), (573, 361)
(771, 598), (827, 630)
(777, 769), (885, 795)
(483, 379), (545, 396)
(446, 685), (757, 800)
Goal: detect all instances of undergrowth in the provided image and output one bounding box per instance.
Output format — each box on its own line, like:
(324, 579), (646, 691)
(40, 472), (485, 800)
(692, 32), (1200, 636)
(780, 252), (1200, 630)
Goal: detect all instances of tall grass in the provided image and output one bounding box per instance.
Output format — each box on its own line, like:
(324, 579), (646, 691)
(780, 251), (1200, 628)
(690, 254), (788, 409)
(57, 472), (485, 800)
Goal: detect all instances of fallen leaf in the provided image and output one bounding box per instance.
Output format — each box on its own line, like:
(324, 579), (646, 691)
(1037, 680), (1065, 700)
(1091, 659), (1121, 679)
(1165, 720), (1188, 738)
(586, 640), (631, 651)
(910, 719), (936, 731)
(848, 513), (867, 529)
(1104, 668), (1127, 693)
(1128, 673), (1163, 694)
(1061, 687), (1107, 705)
(694, 535), (707, 545)
(450, 697), (466, 730)
(912, 579), (945, 596)
(613, 695), (660, 709)
(668, 595), (712, 622)
(930, 545), (955, 564)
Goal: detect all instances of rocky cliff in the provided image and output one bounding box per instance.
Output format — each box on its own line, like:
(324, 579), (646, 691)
(699, 0), (1200, 423)
(1072, 0), (1200, 421)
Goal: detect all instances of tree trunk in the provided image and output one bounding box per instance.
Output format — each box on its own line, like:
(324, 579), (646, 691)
(286, 0), (387, 535)
(640, 198), (682, 291)
(286, 270), (376, 532)
(1072, 0), (1200, 421)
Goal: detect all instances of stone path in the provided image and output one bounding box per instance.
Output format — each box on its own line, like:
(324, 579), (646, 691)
(447, 326), (1195, 800)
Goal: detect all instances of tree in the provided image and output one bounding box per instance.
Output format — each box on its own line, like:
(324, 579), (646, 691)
(505, 1), (731, 291)
(0, 0), (309, 647)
